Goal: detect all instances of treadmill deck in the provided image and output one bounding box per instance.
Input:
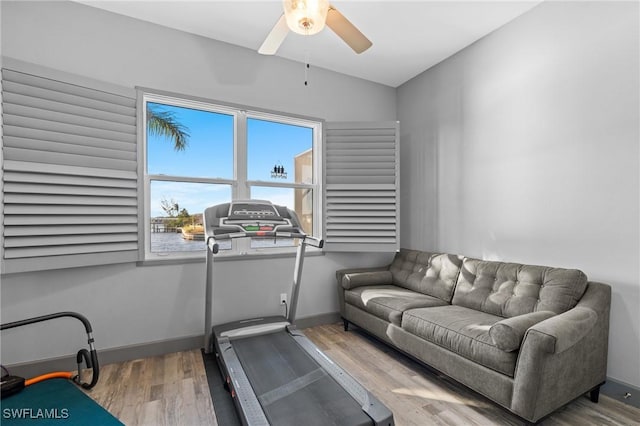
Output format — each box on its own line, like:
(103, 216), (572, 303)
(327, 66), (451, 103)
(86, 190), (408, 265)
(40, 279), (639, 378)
(216, 327), (379, 426)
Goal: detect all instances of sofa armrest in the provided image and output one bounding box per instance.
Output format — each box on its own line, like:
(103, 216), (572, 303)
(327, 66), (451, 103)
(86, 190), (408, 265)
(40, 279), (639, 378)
(510, 282), (611, 422)
(336, 266), (389, 288)
(336, 266), (388, 282)
(526, 307), (598, 354)
(336, 266), (390, 317)
(341, 270), (393, 290)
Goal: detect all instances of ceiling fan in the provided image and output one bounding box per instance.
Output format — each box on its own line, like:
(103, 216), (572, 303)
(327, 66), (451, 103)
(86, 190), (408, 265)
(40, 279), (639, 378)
(258, 0), (372, 55)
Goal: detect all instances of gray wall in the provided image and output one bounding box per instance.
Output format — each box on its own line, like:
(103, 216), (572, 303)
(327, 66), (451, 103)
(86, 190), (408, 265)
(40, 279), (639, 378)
(397, 1), (639, 389)
(0, 1), (395, 364)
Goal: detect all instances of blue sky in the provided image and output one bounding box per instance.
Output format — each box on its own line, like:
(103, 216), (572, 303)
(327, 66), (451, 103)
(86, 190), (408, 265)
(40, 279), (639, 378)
(147, 103), (312, 217)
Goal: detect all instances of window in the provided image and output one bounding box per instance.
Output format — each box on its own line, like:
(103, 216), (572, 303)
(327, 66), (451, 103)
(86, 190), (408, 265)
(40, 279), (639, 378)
(247, 117), (315, 248)
(142, 93), (321, 259)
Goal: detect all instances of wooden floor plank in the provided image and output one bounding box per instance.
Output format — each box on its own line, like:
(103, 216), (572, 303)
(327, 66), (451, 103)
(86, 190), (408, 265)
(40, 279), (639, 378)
(84, 324), (640, 425)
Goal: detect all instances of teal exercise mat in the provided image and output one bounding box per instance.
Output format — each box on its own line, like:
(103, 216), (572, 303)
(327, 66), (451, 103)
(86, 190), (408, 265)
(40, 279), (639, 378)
(1, 378), (122, 425)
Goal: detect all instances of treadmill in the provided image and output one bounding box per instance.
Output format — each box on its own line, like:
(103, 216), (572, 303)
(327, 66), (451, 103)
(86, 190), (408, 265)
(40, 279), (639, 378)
(203, 200), (394, 426)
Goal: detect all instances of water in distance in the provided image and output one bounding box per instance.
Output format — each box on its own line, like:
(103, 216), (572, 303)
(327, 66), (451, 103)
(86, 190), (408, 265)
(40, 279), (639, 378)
(151, 232), (203, 252)
(150, 232), (294, 253)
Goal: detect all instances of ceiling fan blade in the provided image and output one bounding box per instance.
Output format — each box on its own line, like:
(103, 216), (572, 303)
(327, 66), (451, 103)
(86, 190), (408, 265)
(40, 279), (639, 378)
(326, 6), (372, 54)
(258, 14), (289, 55)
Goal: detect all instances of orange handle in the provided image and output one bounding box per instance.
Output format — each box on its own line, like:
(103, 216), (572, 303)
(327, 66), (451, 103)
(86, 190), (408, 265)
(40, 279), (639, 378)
(25, 372), (73, 387)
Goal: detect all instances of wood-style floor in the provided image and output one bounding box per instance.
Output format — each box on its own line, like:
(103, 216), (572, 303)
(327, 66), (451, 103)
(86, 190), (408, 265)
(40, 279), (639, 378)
(87, 323), (640, 425)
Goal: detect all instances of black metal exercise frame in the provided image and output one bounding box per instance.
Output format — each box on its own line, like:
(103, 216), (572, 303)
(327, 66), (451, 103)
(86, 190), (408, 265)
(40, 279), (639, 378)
(1, 311), (99, 389)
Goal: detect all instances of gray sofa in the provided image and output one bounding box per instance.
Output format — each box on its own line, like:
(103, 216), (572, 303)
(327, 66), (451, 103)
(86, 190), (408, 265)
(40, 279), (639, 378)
(336, 249), (611, 423)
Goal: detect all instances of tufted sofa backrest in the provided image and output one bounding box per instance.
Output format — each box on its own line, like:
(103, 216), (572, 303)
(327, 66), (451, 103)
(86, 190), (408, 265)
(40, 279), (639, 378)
(389, 249), (463, 302)
(452, 258), (588, 318)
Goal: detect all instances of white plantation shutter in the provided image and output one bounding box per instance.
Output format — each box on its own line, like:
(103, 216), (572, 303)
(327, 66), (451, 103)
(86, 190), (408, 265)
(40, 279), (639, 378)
(1, 60), (138, 274)
(323, 121), (400, 252)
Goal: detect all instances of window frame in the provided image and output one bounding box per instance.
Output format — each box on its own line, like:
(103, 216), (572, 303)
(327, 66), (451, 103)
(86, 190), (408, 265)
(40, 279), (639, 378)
(139, 91), (322, 261)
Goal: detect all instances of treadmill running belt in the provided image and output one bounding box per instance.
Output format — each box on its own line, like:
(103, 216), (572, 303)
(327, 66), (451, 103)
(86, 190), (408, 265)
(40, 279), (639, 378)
(232, 330), (373, 426)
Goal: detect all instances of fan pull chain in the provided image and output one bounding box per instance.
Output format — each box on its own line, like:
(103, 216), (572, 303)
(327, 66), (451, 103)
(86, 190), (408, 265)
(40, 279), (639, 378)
(304, 51), (310, 86)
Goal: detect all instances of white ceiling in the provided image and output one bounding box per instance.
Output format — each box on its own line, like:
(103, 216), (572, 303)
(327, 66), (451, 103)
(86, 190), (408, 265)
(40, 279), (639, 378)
(76, 1), (542, 87)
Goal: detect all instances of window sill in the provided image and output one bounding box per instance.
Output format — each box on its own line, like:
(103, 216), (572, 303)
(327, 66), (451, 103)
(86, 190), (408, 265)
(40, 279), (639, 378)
(137, 248), (324, 267)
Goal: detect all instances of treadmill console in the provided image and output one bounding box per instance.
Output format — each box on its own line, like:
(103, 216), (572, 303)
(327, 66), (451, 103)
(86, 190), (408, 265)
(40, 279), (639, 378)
(205, 200), (299, 237)
(227, 202), (280, 221)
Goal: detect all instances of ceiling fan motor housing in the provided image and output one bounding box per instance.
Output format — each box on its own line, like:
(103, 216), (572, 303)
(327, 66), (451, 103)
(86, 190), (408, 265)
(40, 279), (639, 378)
(283, 0), (330, 35)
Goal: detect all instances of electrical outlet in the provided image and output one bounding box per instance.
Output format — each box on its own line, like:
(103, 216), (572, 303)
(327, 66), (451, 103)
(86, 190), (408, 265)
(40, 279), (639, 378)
(280, 293), (287, 305)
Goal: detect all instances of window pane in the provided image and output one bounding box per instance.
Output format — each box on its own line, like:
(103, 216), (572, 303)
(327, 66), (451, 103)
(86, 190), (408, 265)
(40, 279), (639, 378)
(295, 188), (314, 235)
(250, 186), (314, 236)
(150, 180), (231, 253)
(147, 102), (234, 179)
(247, 118), (313, 184)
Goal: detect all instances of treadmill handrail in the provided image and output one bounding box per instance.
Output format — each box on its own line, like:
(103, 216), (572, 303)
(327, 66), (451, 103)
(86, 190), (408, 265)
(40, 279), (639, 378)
(206, 232), (323, 253)
(302, 236), (324, 249)
(209, 230), (307, 240)
(203, 200), (324, 354)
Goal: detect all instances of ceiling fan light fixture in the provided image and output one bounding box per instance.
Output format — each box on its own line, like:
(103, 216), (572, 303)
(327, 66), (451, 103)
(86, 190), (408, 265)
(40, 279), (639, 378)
(283, 0), (330, 36)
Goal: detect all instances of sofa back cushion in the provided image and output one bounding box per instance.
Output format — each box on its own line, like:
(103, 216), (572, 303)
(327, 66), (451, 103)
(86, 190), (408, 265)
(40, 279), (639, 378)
(389, 249), (463, 302)
(452, 258), (588, 317)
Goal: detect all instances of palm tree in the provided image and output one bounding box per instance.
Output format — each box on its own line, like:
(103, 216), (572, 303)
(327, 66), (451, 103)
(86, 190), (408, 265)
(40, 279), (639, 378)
(147, 105), (190, 151)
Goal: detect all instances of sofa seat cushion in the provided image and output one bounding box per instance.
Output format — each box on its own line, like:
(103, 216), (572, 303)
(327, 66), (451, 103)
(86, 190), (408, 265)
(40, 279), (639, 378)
(401, 305), (518, 376)
(345, 285), (448, 326)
